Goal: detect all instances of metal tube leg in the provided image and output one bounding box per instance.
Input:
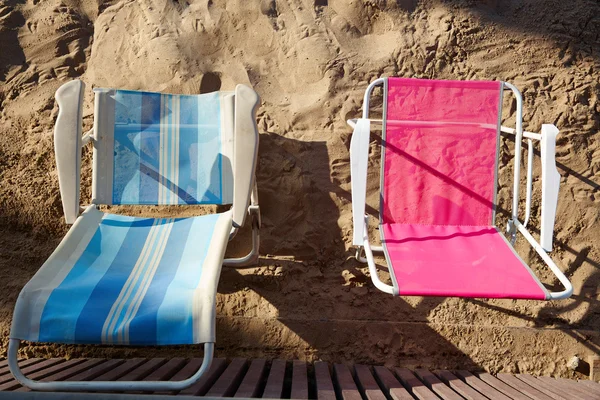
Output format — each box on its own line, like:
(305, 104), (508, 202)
(362, 217), (396, 295)
(223, 221), (260, 267)
(223, 204), (260, 267)
(8, 338), (214, 392)
(355, 245), (385, 263)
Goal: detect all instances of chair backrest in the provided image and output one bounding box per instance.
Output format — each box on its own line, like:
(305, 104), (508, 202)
(382, 78), (503, 226)
(92, 89), (236, 206)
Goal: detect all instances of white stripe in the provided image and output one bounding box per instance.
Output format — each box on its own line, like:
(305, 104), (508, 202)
(172, 96), (180, 204)
(163, 95), (170, 204)
(165, 95), (171, 204)
(159, 94), (166, 204)
(162, 94), (169, 204)
(119, 219), (174, 343)
(101, 220), (161, 343)
(101, 219), (161, 343)
(168, 96), (175, 204)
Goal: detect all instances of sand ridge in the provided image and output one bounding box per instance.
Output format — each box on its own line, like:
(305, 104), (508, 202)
(0, 0), (599, 377)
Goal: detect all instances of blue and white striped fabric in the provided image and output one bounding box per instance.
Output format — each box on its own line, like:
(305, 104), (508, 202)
(93, 89), (233, 206)
(10, 207), (232, 345)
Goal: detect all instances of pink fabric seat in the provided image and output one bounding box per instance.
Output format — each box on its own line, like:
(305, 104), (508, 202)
(382, 224), (548, 299)
(380, 78), (549, 299)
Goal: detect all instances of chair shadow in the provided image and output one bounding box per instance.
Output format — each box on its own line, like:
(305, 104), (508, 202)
(217, 131), (480, 369)
(464, 131), (600, 354)
(219, 125), (600, 368)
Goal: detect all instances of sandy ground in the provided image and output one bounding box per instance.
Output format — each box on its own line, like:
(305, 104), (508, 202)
(1, 0), (599, 378)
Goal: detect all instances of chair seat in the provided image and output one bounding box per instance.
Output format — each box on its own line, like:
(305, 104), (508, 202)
(382, 224), (549, 299)
(11, 206), (232, 346)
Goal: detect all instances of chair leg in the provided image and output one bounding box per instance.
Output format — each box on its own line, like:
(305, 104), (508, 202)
(223, 204), (260, 268)
(8, 338), (214, 392)
(516, 221), (573, 300)
(355, 245), (384, 263)
(361, 217), (397, 295)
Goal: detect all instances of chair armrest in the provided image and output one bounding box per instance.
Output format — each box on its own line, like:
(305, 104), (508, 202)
(540, 124), (561, 252)
(232, 84), (260, 228)
(349, 118), (371, 246)
(54, 80), (85, 224)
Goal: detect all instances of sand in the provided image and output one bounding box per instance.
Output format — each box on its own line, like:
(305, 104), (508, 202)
(1, 0), (599, 378)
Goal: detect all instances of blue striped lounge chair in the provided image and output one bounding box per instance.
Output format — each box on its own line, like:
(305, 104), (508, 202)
(8, 80), (261, 391)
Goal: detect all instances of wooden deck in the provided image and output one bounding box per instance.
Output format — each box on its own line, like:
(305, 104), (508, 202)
(0, 357), (599, 399)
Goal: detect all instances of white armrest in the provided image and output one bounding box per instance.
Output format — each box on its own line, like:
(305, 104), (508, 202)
(232, 84), (260, 228)
(540, 124), (560, 252)
(350, 118), (371, 246)
(54, 80), (85, 224)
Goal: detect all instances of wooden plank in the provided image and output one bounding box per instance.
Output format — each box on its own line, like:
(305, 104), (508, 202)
(515, 374), (570, 400)
(116, 358), (165, 382)
(168, 359), (203, 381)
(496, 373), (554, 400)
(435, 370), (487, 400)
(394, 368), (438, 400)
(205, 358), (248, 397)
(235, 359), (267, 398)
(577, 380), (600, 396)
(556, 377), (600, 398)
(0, 359), (43, 377)
(476, 372), (533, 400)
(125, 358), (187, 395)
(413, 369), (463, 400)
(535, 376), (589, 400)
(14, 359), (105, 392)
(17, 359), (45, 368)
(354, 365), (387, 400)
(333, 364), (362, 400)
(143, 358), (187, 382)
(91, 358), (147, 381)
(66, 359), (125, 381)
(372, 366), (413, 400)
(262, 359), (287, 399)
(0, 359), (85, 391)
(454, 370), (512, 400)
(153, 358), (204, 395)
(37, 359), (103, 382)
(589, 356), (600, 383)
(314, 362), (336, 400)
(0, 358), (64, 385)
(291, 361), (309, 399)
(177, 358), (227, 396)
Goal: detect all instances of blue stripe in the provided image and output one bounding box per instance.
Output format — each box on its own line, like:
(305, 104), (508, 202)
(156, 214), (219, 344)
(197, 93), (222, 203)
(138, 92), (161, 204)
(73, 217), (154, 343)
(178, 95), (199, 204)
(113, 91), (143, 204)
(127, 217), (194, 343)
(38, 216), (132, 343)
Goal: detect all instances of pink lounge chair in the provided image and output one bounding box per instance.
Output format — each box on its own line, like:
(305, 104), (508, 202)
(349, 77), (572, 299)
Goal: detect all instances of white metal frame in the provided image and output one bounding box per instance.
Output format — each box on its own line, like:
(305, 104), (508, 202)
(223, 182), (261, 267)
(8, 339), (213, 392)
(9, 80), (262, 391)
(349, 78), (573, 299)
